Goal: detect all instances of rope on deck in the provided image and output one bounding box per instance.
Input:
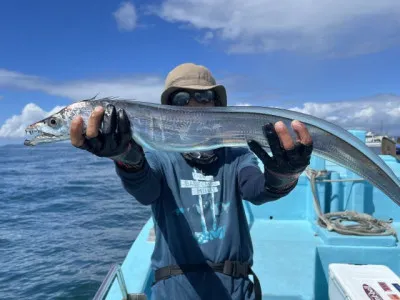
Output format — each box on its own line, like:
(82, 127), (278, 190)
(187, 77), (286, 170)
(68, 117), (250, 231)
(305, 168), (398, 242)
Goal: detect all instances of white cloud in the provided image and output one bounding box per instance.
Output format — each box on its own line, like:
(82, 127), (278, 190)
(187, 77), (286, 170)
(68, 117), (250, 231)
(234, 102), (251, 106)
(113, 2), (137, 31)
(0, 103), (65, 138)
(151, 0), (400, 56)
(354, 107), (375, 118)
(0, 68), (166, 139)
(289, 94), (400, 136)
(196, 31), (214, 45)
(387, 107), (400, 117)
(0, 69), (164, 102)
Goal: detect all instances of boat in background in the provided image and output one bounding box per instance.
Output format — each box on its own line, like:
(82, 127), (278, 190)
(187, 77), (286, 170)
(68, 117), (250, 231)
(365, 131), (400, 157)
(94, 130), (400, 300)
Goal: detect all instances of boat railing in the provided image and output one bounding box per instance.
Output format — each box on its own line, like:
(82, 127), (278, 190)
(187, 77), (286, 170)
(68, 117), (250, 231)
(93, 263), (147, 300)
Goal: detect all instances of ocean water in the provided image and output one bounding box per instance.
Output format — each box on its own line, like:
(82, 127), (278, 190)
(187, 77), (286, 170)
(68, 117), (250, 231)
(0, 143), (151, 300)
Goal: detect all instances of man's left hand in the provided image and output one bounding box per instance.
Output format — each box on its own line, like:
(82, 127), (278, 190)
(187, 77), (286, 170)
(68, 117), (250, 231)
(247, 120), (313, 193)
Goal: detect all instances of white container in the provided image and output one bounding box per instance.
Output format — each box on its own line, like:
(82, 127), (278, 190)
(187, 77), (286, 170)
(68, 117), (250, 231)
(329, 263), (400, 300)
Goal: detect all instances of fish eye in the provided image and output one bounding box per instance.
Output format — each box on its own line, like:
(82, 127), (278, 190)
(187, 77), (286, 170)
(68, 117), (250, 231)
(48, 118), (58, 127)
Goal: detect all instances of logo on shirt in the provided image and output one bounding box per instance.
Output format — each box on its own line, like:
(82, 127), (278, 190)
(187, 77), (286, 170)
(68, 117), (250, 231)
(178, 169), (229, 244)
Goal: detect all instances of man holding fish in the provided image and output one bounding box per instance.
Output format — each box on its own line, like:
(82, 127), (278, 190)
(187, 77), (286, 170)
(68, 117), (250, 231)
(69, 63), (313, 300)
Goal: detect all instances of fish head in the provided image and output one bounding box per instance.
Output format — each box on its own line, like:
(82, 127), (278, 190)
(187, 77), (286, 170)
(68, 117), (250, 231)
(24, 100), (94, 146)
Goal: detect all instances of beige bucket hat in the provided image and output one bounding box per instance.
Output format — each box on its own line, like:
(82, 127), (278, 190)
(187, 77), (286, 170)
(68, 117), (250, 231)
(161, 63), (227, 106)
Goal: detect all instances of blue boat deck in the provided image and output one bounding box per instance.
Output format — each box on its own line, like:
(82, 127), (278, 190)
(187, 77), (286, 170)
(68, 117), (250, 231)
(102, 130), (400, 300)
(249, 219), (399, 300)
(250, 220), (321, 300)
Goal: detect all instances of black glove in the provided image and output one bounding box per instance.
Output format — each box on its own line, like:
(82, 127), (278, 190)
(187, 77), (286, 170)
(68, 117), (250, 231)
(78, 104), (144, 167)
(248, 123), (313, 193)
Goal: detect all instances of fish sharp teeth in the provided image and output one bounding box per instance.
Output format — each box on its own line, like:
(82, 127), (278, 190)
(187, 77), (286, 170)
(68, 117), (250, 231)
(25, 129), (38, 135)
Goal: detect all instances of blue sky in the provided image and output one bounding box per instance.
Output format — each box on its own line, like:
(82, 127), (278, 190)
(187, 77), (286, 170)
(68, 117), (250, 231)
(1, 0), (400, 145)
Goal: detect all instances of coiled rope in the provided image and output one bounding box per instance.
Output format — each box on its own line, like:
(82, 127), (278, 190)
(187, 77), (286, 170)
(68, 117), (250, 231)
(305, 168), (398, 242)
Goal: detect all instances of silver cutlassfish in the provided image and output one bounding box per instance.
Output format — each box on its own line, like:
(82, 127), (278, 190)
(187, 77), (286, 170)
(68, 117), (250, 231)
(24, 97), (400, 206)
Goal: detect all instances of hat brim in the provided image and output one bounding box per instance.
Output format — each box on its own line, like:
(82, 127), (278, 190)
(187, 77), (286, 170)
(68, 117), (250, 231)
(161, 84), (227, 106)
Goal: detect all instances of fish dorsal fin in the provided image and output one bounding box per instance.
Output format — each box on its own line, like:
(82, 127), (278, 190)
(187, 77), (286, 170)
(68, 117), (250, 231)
(80, 95), (121, 103)
(80, 94), (99, 102)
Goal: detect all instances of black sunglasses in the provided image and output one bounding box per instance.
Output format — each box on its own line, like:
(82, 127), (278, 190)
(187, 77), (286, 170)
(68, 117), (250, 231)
(169, 89), (218, 106)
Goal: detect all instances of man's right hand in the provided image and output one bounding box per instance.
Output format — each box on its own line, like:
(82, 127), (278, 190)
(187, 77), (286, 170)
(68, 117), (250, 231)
(70, 104), (144, 167)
